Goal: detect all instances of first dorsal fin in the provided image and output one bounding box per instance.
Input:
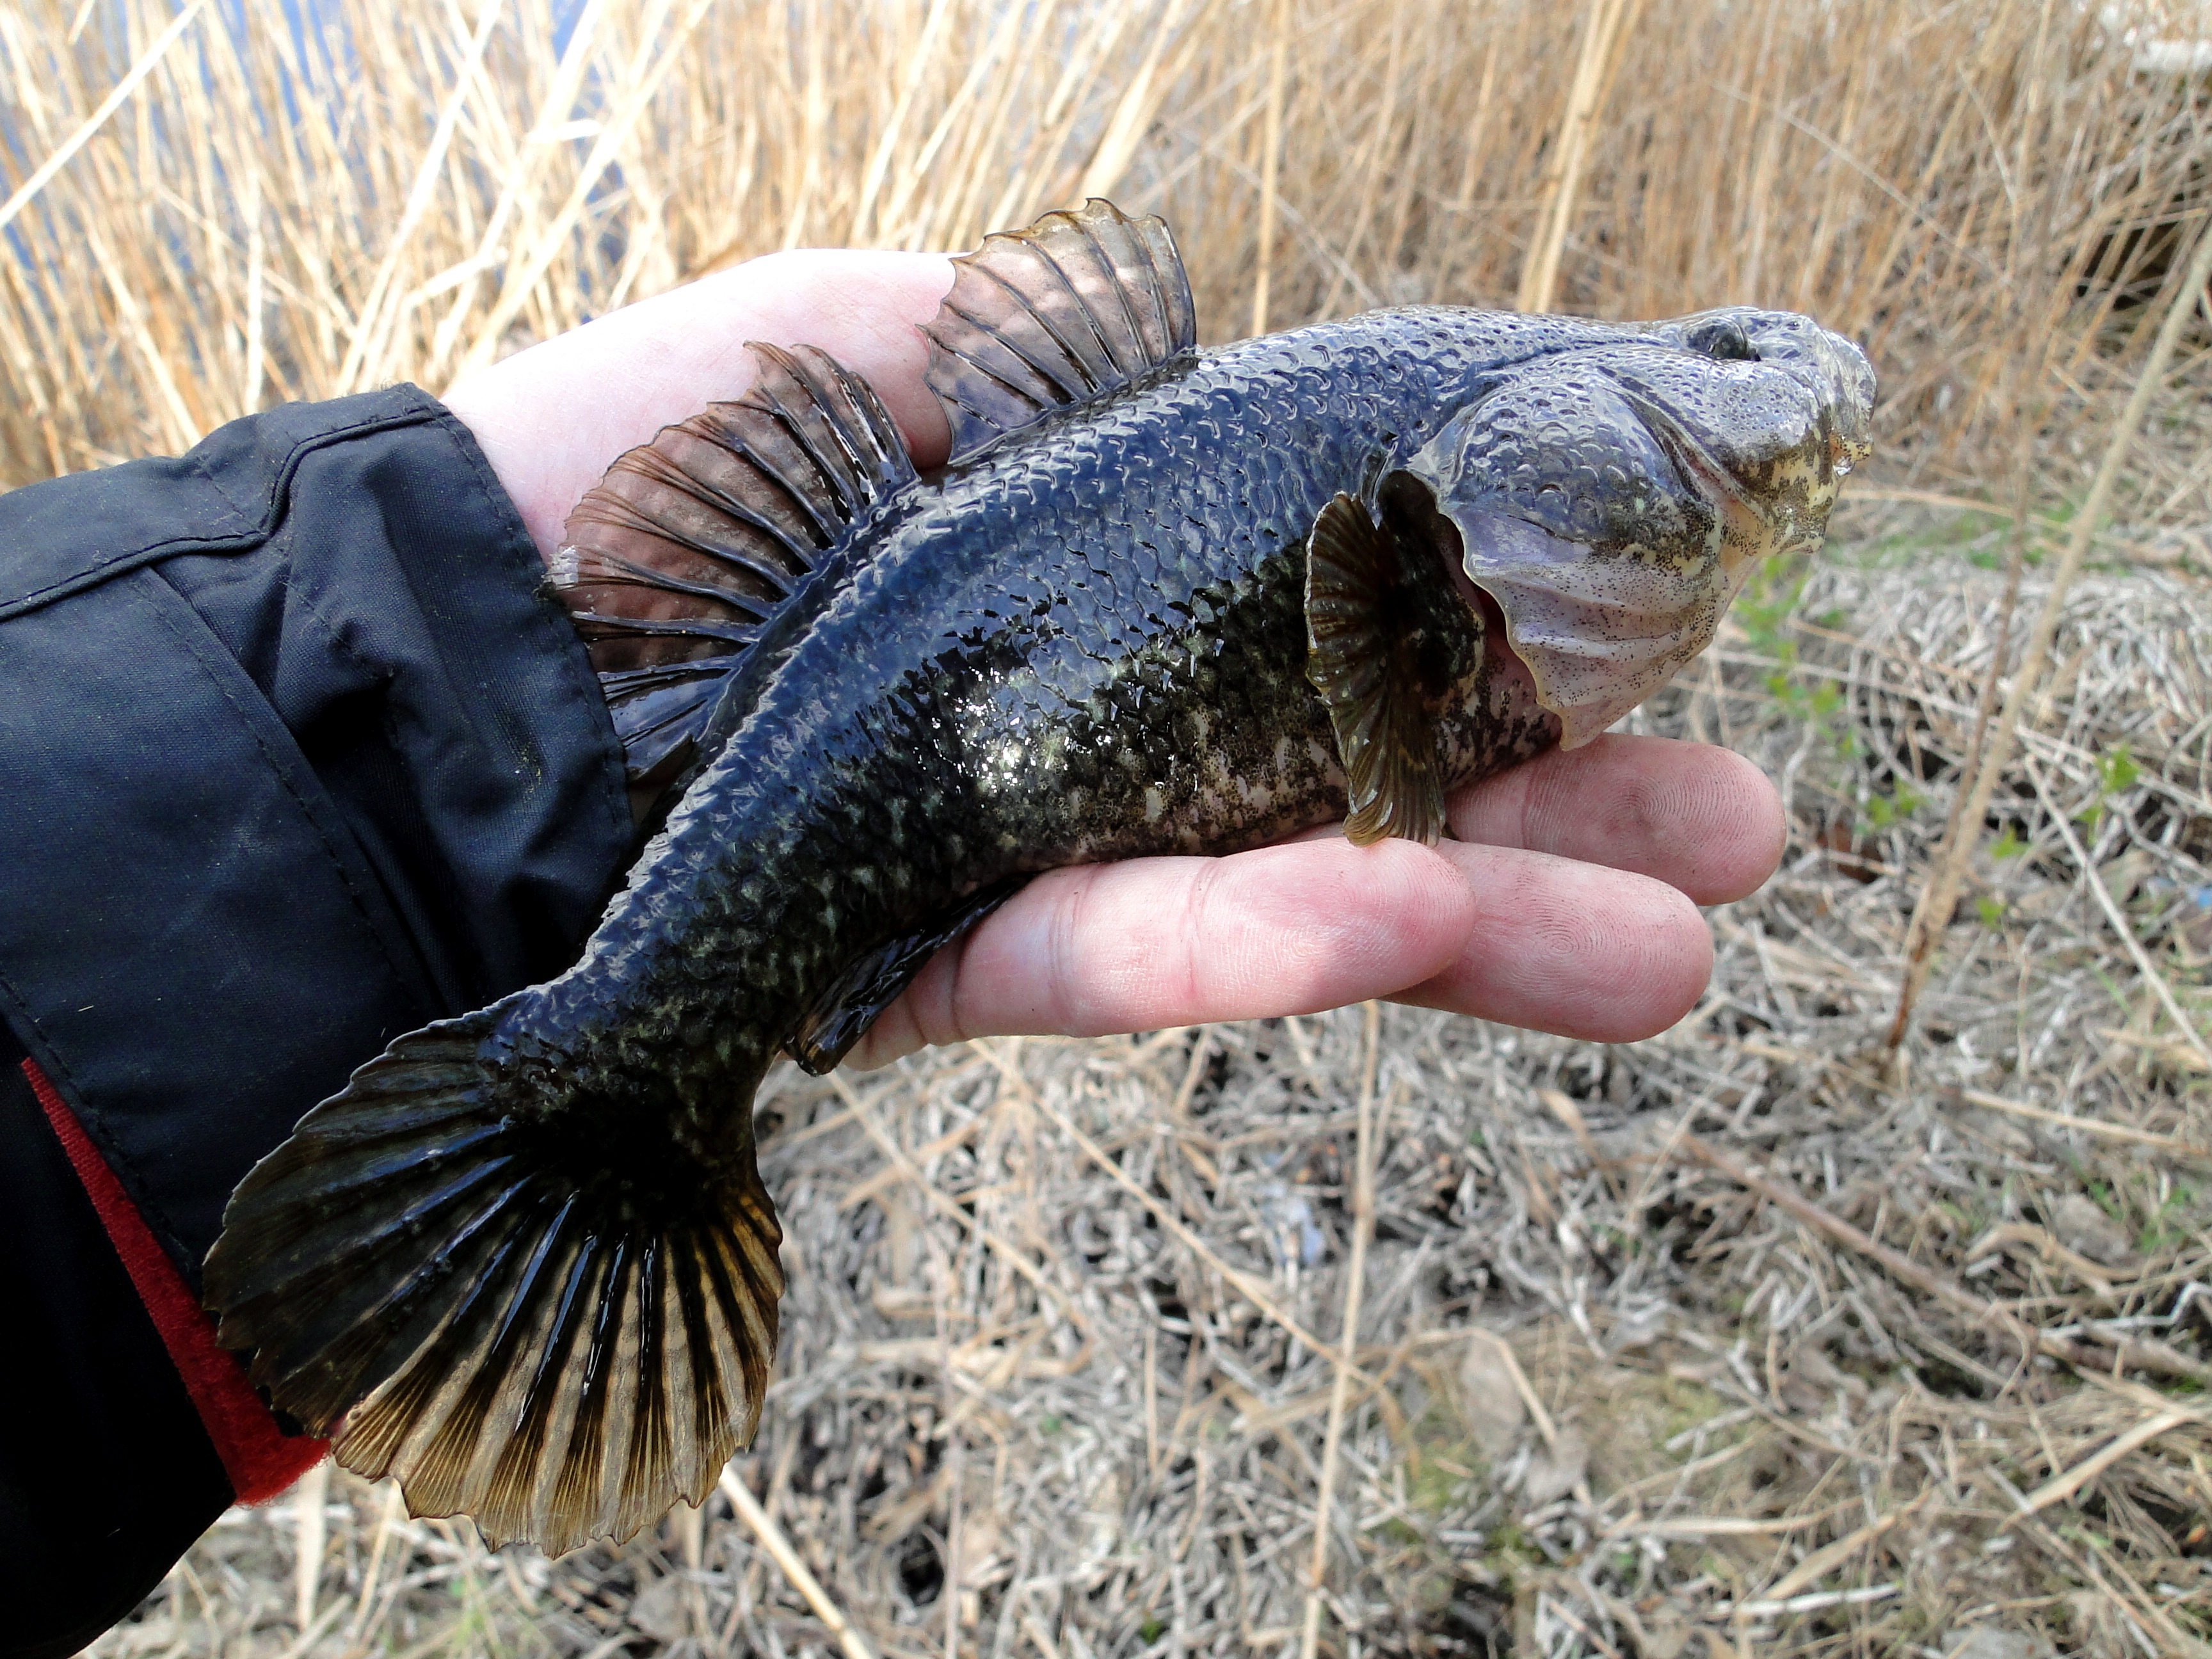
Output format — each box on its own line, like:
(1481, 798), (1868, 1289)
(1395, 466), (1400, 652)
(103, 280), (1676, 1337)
(551, 342), (917, 814)
(922, 198), (1197, 464)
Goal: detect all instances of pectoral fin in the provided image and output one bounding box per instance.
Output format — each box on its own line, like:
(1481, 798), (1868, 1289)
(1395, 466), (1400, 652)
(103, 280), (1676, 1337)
(1303, 492), (1482, 847)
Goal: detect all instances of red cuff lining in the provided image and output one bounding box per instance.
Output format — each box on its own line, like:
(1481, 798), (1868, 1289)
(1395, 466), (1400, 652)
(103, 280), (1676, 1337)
(23, 1058), (327, 1504)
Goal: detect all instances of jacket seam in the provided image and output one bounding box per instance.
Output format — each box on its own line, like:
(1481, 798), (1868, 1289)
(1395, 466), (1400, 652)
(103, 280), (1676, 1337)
(0, 966), (196, 1274)
(125, 572), (438, 1017)
(417, 404), (635, 854)
(1, 403), (441, 619)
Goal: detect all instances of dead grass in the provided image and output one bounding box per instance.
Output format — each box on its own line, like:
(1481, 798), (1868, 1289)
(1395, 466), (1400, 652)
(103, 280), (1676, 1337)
(80, 521), (2212, 1658)
(8, 1), (2212, 1655)
(3, 0), (2211, 497)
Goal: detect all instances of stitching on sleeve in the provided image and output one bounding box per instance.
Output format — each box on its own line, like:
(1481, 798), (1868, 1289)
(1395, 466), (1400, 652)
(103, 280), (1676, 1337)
(186, 445), (257, 527)
(421, 405), (636, 854)
(123, 572), (438, 1014)
(2, 401), (445, 618)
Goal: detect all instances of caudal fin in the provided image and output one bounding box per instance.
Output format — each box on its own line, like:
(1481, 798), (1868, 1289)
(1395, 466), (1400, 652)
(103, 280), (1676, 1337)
(203, 1007), (784, 1556)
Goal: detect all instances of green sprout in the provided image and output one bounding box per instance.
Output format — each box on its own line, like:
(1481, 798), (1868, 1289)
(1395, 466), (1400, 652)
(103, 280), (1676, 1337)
(2080, 744), (2140, 830)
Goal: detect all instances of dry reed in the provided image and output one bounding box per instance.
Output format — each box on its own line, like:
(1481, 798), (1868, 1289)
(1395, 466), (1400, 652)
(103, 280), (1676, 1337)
(3, 0), (2210, 497)
(6, 1), (2209, 1655)
(86, 540), (2212, 1655)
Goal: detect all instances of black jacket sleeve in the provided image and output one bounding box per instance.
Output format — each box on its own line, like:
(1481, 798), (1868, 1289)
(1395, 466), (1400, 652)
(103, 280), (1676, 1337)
(0, 386), (634, 1656)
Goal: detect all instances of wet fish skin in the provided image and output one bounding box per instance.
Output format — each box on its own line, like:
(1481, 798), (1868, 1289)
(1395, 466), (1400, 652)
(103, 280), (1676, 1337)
(539, 309), (1585, 1109)
(550, 303), (1868, 1114)
(203, 197), (1873, 1559)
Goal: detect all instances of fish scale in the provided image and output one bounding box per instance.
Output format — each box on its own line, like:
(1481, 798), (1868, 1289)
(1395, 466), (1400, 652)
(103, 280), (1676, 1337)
(203, 199), (1873, 1557)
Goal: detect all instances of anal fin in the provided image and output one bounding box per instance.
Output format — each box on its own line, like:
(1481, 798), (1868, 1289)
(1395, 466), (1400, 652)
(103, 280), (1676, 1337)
(784, 879), (1025, 1074)
(1303, 490), (1484, 847)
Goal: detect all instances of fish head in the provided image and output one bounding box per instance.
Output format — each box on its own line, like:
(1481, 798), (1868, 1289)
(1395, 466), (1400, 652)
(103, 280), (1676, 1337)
(1395, 307), (1874, 749)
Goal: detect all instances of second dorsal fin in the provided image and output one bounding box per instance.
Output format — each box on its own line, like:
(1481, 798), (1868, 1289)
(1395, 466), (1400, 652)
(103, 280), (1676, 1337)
(922, 198), (1198, 463)
(551, 342), (917, 815)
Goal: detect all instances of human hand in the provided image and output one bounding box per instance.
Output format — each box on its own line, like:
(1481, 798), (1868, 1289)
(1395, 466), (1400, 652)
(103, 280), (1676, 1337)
(442, 253), (1785, 1062)
(854, 735), (1781, 1062)
(442, 249), (959, 557)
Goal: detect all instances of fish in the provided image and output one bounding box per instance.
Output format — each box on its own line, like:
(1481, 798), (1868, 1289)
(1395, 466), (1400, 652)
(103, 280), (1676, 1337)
(203, 200), (1874, 1556)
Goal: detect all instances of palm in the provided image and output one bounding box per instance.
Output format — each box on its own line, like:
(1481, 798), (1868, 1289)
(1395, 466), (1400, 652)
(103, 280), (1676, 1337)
(442, 251), (1784, 1065)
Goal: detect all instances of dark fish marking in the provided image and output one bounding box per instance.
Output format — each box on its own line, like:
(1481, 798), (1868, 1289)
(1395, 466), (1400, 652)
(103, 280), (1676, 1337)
(204, 200), (1875, 1559)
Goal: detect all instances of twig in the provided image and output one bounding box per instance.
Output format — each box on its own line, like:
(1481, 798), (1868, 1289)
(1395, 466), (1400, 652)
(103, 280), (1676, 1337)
(450, 0), (714, 383)
(1885, 211), (2212, 1050)
(1616, 1512), (1834, 1539)
(294, 1459), (330, 1631)
(1249, 0), (1290, 336)
(2014, 1409), (2195, 1518)
(1514, 0), (1641, 312)
(719, 1466), (879, 1659)
(271, 1598), (350, 1659)
(340, 1480), (405, 1653)
(2021, 751), (2212, 1073)
(1886, 433), (2028, 1056)
(1679, 1135), (2212, 1386)
(1722, 1583), (1900, 1619)
(1989, 1470), (2212, 1658)
(1942, 1085), (2209, 1160)
(1471, 1329), (1559, 1452)
(1028, 1086), (1369, 1384)
(1843, 483), (2063, 522)
(1299, 1000), (1381, 1659)
(333, 0), (507, 393)
(0, 0), (211, 238)
(831, 1073), (1087, 1329)
(1755, 1491), (1932, 1604)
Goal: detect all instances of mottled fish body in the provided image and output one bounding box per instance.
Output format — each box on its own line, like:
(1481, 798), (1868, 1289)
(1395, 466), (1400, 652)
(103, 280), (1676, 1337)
(205, 202), (1873, 1555)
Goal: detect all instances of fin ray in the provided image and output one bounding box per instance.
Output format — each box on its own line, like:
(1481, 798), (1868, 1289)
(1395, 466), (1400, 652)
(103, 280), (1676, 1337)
(205, 1013), (786, 1557)
(922, 199), (1198, 464)
(551, 341), (917, 813)
(1304, 491), (1486, 847)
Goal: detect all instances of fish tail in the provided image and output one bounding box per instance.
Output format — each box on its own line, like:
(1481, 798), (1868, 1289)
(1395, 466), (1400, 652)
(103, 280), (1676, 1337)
(202, 1000), (784, 1556)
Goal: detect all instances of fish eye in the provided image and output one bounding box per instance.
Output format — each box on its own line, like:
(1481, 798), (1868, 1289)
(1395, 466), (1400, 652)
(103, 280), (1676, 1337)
(1685, 319), (1759, 363)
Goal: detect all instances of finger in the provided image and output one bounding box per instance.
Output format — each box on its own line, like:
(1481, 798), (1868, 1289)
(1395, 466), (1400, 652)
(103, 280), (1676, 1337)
(846, 838), (1477, 1069)
(1392, 841), (1713, 1041)
(668, 249), (956, 463)
(1448, 733), (1783, 904)
(443, 249), (955, 559)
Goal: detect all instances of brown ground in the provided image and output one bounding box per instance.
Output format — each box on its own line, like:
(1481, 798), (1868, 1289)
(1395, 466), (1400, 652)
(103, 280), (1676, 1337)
(15, 3), (2211, 1653)
(88, 506), (2212, 1659)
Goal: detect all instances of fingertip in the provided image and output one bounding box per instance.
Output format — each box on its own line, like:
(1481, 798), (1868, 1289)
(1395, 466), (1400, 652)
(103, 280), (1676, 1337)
(1639, 881), (1717, 1033)
(1699, 746), (1787, 904)
(1455, 734), (1785, 906)
(1401, 850), (1713, 1043)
